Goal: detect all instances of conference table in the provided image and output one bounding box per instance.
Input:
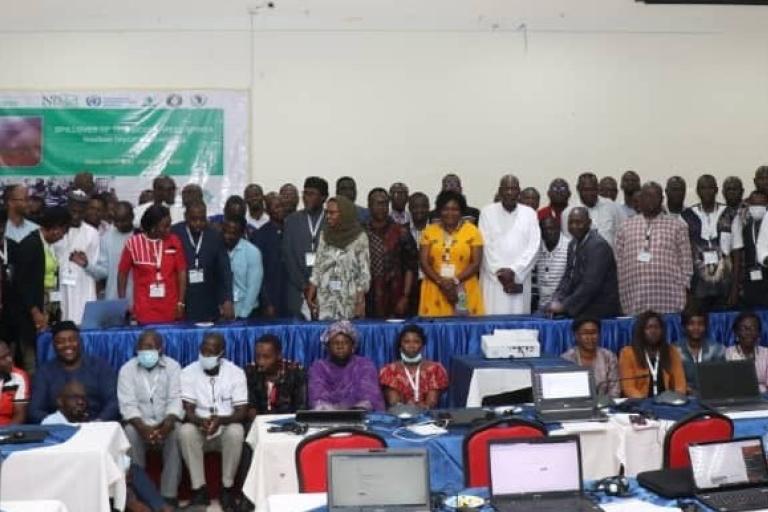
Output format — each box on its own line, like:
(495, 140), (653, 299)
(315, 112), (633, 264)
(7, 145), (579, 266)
(0, 501), (69, 512)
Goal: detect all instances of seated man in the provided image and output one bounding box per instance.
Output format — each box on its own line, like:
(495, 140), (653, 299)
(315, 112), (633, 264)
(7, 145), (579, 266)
(118, 330), (183, 506)
(0, 339), (29, 425)
(179, 332), (247, 511)
(28, 321), (119, 423)
(308, 321), (384, 411)
(43, 380), (173, 512)
(246, 334), (306, 415)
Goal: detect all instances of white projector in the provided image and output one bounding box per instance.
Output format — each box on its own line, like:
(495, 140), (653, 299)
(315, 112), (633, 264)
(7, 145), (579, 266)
(481, 329), (541, 359)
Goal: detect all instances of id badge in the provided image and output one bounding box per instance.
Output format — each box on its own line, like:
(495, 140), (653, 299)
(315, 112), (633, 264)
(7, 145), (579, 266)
(750, 269), (764, 282)
(703, 251), (719, 266)
(637, 251), (652, 263)
(48, 290), (62, 303)
(305, 252), (316, 267)
(188, 269), (205, 284)
(61, 268), (77, 287)
(440, 263), (456, 278)
(233, 288), (241, 302)
(329, 280), (342, 291)
(149, 282), (166, 298)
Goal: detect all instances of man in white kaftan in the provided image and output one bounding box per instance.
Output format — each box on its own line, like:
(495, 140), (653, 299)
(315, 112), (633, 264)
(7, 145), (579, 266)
(479, 175), (541, 314)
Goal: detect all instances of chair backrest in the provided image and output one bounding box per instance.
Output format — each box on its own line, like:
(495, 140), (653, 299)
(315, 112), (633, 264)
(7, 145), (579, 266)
(663, 411), (734, 469)
(462, 418), (547, 488)
(295, 427), (387, 492)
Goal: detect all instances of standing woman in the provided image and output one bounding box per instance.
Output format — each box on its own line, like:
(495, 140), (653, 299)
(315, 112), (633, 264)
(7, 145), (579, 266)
(418, 191), (484, 317)
(619, 311), (687, 398)
(305, 196), (370, 320)
(725, 312), (768, 392)
(561, 317), (620, 398)
(118, 205), (187, 324)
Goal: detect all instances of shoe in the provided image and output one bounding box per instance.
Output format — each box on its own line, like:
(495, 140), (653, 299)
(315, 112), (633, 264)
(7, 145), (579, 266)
(163, 497), (178, 508)
(188, 485), (210, 507)
(219, 486), (237, 512)
(237, 496), (255, 512)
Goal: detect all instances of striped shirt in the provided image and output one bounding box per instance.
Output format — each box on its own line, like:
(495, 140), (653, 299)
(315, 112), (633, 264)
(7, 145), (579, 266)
(535, 236), (570, 307)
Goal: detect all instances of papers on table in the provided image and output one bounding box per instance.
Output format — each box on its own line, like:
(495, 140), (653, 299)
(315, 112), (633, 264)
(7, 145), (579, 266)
(601, 499), (680, 512)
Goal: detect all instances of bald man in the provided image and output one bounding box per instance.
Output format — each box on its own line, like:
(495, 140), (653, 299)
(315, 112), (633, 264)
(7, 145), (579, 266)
(479, 175), (541, 314)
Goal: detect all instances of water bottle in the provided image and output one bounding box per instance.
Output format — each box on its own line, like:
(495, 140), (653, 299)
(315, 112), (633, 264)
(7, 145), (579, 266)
(455, 283), (469, 316)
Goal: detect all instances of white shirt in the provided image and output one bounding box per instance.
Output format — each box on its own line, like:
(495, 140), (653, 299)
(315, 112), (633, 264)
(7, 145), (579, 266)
(246, 211), (270, 230)
(562, 197), (625, 248)
(133, 201), (184, 229)
(41, 410), (77, 425)
(181, 359), (248, 419)
(536, 235), (570, 307)
(53, 222), (100, 324)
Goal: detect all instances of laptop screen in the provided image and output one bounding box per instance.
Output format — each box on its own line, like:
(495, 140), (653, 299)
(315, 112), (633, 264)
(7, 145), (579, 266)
(689, 438), (768, 491)
(328, 450), (429, 508)
(537, 370), (592, 400)
(489, 439), (581, 496)
(697, 360), (760, 401)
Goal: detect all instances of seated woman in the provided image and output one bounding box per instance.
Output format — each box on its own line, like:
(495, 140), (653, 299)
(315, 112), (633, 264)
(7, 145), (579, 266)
(725, 311), (768, 392)
(308, 320), (384, 411)
(674, 307), (725, 394)
(561, 317), (619, 398)
(619, 311), (686, 398)
(379, 325), (448, 409)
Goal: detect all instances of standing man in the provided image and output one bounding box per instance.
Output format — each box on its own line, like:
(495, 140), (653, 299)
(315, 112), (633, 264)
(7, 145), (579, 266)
(86, 201), (135, 302)
(721, 176), (745, 233)
(620, 170), (641, 218)
(479, 175), (541, 314)
(4, 185), (37, 243)
(389, 182), (411, 225)
(534, 217), (569, 312)
(537, 178), (571, 224)
(181, 183), (203, 210)
(244, 184), (270, 230)
(665, 176), (687, 220)
(256, 196), (288, 318)
(282, 177), (328, 318)
(222, 216), (263, 319)
(84, 195), (109, 235)
(336, 176), (369, 223)
(279, 183), (300, 216)
(598, 176), (619, 202)
(171, 201), (234, 322)
(134, 176), (183, 229)
(407, 192), (430, 316)
(547, 208), (620, 318)
(72, 172), (95, 197)
(562, 172), (625, 248)
(734, 190), (768, 307)
(519, 187), (540, 211)
(0, 339), (29, 425)
(616, 182), (693, 315)
(55, 189), (99, 324)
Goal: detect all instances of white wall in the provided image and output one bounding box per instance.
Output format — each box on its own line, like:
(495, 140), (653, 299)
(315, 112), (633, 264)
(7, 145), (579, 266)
(2, 0), (768, 207)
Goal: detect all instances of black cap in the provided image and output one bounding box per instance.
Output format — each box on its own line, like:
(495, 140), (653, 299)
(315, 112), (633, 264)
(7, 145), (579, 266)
(51, 321), (79, 338)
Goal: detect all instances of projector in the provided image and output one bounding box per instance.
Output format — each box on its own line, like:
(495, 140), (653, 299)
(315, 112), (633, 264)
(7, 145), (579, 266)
(481, 329), (540, 359)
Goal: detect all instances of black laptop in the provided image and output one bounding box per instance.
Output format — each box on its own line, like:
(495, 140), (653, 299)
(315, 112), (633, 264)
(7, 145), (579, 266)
(690, 437), (768, 511)
(697, 360), (768, 414)
(294, 409), (366, 428)
(532, 367), (607, 423)
(488, 436), (604, 512)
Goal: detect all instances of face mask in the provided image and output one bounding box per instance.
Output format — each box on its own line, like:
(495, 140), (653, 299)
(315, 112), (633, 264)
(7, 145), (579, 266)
(749, 206), (767, 221)
(400, 351), (423, 364)
(199, 354), (221, 371)
(137, 349), (160, 369)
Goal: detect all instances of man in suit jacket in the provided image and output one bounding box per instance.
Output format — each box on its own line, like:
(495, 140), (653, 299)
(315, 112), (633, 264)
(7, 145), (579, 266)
(547, 207), (620, 318)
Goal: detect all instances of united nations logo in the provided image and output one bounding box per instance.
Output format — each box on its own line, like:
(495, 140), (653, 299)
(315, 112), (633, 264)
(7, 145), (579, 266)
(166, 94), (183, 107)
(85, 95), (102, 107)
(190, 94), (207, 107)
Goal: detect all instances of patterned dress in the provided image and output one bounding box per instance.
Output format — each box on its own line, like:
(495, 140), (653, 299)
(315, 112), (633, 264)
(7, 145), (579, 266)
(365, 220), (418, 318)
(309, 232), (370, 320)
(379, 360), (448, 407)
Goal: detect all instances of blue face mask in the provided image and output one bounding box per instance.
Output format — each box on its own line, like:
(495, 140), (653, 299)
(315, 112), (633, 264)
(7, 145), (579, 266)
(199, 354), (221, 371)
(400, 351), (423, 364)
(137, 349), (160, 369)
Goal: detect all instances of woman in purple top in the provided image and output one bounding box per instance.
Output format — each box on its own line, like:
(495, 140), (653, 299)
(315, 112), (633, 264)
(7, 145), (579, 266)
(308, 320), (385, 411)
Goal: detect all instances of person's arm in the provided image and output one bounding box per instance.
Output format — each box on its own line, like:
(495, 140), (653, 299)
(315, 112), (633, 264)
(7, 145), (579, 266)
(243, 246), (264, 318)
(478, 207), (504, 276)
(85, 235), (110, 281)
(10, 402), (27, 425)
(214, 234), (234, 316)
(307, 362), (331, 409)
(354, 359), (385, 411)
(508, 213), (542, 283)
(117, 244), (132, 299)
(618, 348), (647, 399)
(607, 353), (621, 399)
(353, 234), (370, 317)
(419, 241), (457, 305)
(215, 369), (249, 426)
(182, 400), (205, 429)
(10, 372), (30, 425)
(159, 361), (184, 434)
(383, 387), (402, 407)
(175, 242), (187, 319)
(614, 225), (628, 313)
(397, 230), (418, 315)
(27, 369), (52, 424)
(676, 221), (694, 291)
(757, 215), (768, 266)
(292, 367), (308, 411)
(551, 243), (575, 304)
(456, 245), (482, 283)
(281, 218), (307, 290)
(668, 347), (688, 395)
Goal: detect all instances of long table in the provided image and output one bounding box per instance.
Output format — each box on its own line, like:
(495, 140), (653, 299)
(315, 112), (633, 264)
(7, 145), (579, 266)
(36, 310), (762, 373)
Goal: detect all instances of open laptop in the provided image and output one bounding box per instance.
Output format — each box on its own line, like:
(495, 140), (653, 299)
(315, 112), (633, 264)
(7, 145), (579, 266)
(532, 367), (607, 423)
(80, 299), (129, 329)
(690, 437), (768, 511)
(489, 436), (604, 512)
(327, 448), (430, 512)
(295, 409), (366, 428)
(697, 360), (768, 414)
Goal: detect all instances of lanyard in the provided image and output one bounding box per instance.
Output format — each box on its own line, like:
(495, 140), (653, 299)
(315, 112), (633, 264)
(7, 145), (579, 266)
(266, 381), (276, 412)
(645, 351), (660, 396)
(643, 220), (653, 251)
(0, 237), (7, 264)
(403, 363), (422, 403)
(307, 213), (324, 250)
(145, 235), (164, 281)
(186, 228), (204, 268)
(209, 377), (218, 415)
(688, 344), (703, 364)
(142, 368), (160, 405)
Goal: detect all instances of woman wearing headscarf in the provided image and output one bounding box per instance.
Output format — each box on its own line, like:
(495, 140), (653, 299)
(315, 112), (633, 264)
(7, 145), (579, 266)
(305, 196), (370, 320)
(308, 321), (384, 411)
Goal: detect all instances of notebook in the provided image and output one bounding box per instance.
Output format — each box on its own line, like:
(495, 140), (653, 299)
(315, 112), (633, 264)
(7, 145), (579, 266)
(532, 367), (607, 423)
(697, 360), (768, 414)
(327, 448), (430, 512)
(488, 436), (604, 512)
(690, 437), (768, 511)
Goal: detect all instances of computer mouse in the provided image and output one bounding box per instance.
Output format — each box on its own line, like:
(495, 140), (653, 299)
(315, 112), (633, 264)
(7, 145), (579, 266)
(654, 391), (689, 406)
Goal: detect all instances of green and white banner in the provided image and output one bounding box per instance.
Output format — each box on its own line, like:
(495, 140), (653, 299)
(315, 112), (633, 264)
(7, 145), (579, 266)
(0, 89), (248, 212)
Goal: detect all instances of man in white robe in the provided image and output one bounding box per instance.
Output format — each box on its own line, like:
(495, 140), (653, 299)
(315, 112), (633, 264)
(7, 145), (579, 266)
(479, 175), (541, 314)
(53, 190), (100, 324)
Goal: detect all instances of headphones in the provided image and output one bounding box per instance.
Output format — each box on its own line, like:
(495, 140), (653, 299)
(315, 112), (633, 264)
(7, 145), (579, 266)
(593, 465), (631, 497)
(267, 421), (309, 435)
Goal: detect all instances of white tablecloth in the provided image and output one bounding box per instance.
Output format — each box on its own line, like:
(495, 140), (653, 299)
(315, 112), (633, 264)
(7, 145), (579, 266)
(0, 423), (130, 512)
(465, 368), (532, 407)
(0, 501), (69, 512)
(267, 493), (326, 512)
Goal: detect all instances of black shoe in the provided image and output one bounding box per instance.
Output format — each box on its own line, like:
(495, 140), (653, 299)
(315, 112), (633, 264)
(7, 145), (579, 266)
(219, 486), (237, 512)
(163, 496), (179, 508)
(237, 496), (255, 512)
(188, 486), (210, 507)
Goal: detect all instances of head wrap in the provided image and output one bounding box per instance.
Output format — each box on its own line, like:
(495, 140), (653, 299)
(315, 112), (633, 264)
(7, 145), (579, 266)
(321, 320), (358, 346)
(323, 195), (363, 249)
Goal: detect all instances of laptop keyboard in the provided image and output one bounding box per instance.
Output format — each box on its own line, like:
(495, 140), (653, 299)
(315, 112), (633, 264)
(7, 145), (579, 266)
(538, 409), (606, 422)
(699, 488), (768, 511)
(495, 497), (600, 511)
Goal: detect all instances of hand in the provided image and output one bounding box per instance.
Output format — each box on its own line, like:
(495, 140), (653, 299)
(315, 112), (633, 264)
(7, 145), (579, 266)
(155, 419), (174, 441)
(304, 285), (318, 320)
(136, 423), (155, 444)
(727, 284), (740, 308)
(439, 278), (458, 305)
(69, 250), (88, 268)
(175, 302), (185, 320)
(206, 416), (221, 436)
(496, 268), (515, 287)
(393, 296), (409, 317)
(263, 305), (276, 318)
(354, 293), (366, 318)
(546, 300), (565, 316)
(220, 300), (235, 321)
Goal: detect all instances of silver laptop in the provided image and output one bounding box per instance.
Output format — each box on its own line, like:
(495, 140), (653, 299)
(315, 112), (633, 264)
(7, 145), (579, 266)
(327, 448), (430, 512)
(532, 367), (607, 423)
(690, 437), (768, 511)
(489, 436), (604, 512)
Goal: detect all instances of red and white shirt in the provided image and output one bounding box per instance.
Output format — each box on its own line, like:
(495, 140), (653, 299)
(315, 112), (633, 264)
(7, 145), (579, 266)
(0, 367), (30, 426)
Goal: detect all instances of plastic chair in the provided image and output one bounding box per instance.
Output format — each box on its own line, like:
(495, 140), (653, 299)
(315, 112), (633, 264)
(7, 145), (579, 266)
(663, 410), (734, 469)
